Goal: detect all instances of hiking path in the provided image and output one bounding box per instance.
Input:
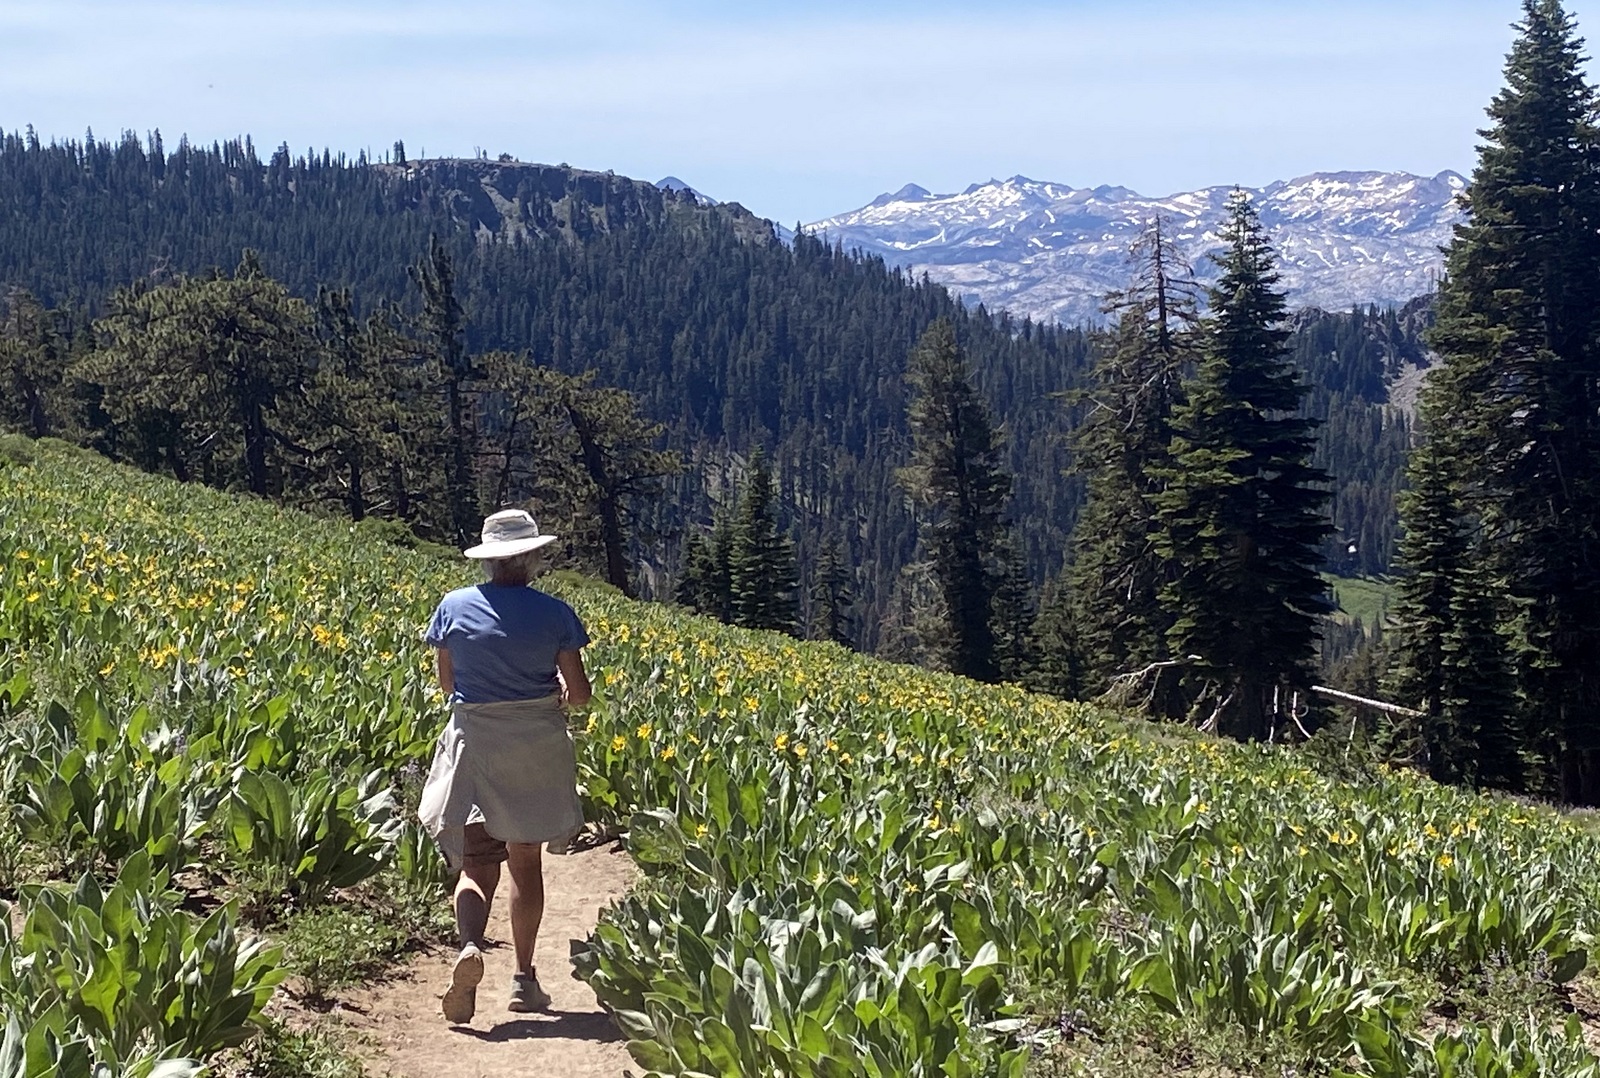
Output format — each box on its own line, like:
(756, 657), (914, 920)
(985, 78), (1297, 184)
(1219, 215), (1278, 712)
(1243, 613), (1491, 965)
(336, 842), (637, 1078)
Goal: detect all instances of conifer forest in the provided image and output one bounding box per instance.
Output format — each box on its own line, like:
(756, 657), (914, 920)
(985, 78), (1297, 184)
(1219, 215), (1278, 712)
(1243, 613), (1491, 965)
(19, 3), (1600, 1076)
(3, 0), (1598, 806)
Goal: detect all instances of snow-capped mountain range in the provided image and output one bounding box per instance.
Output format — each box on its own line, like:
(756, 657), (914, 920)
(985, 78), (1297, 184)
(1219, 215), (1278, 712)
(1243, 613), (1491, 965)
(807, 171), (1466, 325)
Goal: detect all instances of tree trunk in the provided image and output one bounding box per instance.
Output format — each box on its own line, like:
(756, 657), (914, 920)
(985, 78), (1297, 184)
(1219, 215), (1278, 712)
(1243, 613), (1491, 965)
(347, 455), (366, 521)
(166, 442), (191, 483)
(1560, 746), (1600, 806)
(449, 377), (478, 545)
(567, 403), (634, 597)
(390, 460), (410, 522)
(239, 378), (271, 496)
(23, 381), (50, 438)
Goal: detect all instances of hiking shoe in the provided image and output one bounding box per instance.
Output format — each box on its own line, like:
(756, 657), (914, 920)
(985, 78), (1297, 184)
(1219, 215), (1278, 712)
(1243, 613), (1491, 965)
(442, 944), (484, 1024)
(507, 971), (552, 1013)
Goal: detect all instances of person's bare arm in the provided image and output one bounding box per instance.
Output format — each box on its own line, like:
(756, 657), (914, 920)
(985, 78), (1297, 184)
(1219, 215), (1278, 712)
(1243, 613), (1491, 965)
(436, 647), (455, 697)
(555, 648), (591, 708)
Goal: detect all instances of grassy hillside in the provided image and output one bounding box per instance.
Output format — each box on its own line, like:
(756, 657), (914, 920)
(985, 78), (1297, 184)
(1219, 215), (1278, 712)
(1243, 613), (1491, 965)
(4, 436), (1600, 1076)
(1329, 575), (1395, 630)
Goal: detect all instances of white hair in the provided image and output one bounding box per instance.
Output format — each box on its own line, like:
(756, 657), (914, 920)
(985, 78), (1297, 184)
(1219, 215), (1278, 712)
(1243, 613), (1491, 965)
(482, 549), (547, 585)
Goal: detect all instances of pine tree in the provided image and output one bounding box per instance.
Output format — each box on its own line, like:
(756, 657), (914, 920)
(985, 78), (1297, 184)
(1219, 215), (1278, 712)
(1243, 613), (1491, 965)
(1388, 435), (1463, 748)
(411, 234), (478, 546)
(288, 288), (427, 522)
(807, 534), (855, 647)
(1028, 570), (1085, 699)
(0, 288), (64, 438)
(703, 510), (736, 623)
(899, 319), (1013, 682)
(676, 531), (716, 613)
(77, 252), (316, 496)
(1068, 217), (1198, 712)
(1152, 192), (1330, 740)
(1388, 433), (1517, 786)
(990, 536), (1037, 684)
(1402, 0), (1600, 800)
(728, 449), (799, 634)
(560, 374), (683, 597)
(473, 351), (577, 515)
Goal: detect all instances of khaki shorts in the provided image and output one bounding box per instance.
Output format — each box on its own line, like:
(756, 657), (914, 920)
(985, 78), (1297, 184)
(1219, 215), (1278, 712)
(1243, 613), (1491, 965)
(462, 821), (510, 868)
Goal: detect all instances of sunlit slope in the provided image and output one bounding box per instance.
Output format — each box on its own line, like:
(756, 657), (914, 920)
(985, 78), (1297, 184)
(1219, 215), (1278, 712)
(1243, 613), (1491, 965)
(4, 439), (1600, 1076)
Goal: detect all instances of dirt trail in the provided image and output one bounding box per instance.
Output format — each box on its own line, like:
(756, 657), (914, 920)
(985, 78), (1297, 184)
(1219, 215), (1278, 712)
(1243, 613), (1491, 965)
(339, 842), (638, 1078)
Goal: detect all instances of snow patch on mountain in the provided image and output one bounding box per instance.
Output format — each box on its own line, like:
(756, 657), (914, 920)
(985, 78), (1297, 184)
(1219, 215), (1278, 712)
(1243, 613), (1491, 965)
(657, 175), (719, 205)
(808, 171), (1465, 325)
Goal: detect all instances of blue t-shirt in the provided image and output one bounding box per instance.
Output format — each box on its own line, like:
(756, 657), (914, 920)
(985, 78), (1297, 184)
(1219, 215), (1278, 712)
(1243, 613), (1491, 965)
(424, 584), (590, 703)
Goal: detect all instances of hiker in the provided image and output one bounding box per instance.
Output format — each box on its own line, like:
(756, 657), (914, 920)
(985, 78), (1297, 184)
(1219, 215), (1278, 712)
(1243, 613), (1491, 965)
(418, 509), (593, 1024)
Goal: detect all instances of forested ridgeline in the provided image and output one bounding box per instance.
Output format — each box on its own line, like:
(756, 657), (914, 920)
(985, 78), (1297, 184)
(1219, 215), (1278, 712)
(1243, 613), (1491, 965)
(0, 130), (1096, 644)
(0, 128), (1416, 650)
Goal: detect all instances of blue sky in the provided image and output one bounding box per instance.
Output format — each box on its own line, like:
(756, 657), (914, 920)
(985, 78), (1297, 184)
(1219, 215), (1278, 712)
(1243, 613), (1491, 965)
(1, 1), (1590, 223)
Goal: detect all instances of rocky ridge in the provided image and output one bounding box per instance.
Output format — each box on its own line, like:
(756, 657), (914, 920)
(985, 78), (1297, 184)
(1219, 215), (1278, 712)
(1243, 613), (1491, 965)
(808, 171), (1465, 325)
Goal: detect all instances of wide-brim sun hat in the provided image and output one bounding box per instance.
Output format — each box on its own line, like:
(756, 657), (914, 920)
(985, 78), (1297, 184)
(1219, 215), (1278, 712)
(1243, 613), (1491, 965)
(463, 509), (558, 559)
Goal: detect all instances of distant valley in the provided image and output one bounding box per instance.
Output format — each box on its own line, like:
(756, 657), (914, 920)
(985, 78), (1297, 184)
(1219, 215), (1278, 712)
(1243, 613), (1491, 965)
(807, 170), (1464, 325)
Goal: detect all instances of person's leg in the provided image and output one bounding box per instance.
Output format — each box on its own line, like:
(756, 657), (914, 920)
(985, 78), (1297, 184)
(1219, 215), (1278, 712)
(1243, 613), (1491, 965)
(442, 823), (505, 1023)
(504, 841), (545, 977)
(454, 821), (506, 947)
(454, 860), (500, 948)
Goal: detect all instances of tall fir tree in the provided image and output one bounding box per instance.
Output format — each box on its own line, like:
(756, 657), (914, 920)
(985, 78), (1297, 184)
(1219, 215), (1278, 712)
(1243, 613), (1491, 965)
(1388, 433), (1522, 787)
(411, 234), (478, 546)
(899, 319), (1013, 682)
(990, 535), (1037, 684)
(0, 288), (65, 439)
(1399, 0), (1600, 800)
(676, 530), (713, 611)
(676, 525), (734, 623)
(1068, 217), (1198, 712)
(1151, 192), (1330, 740)
(1388, 434), (1468, 763)
(807, 533), (856, 647)
(728, 448), (799, 635)
(703, 510), (736, 623)
(1028, 571), (1085, 700)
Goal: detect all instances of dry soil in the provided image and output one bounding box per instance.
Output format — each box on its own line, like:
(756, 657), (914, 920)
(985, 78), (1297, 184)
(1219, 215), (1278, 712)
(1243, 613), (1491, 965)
(336, 842), (638, 1078)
